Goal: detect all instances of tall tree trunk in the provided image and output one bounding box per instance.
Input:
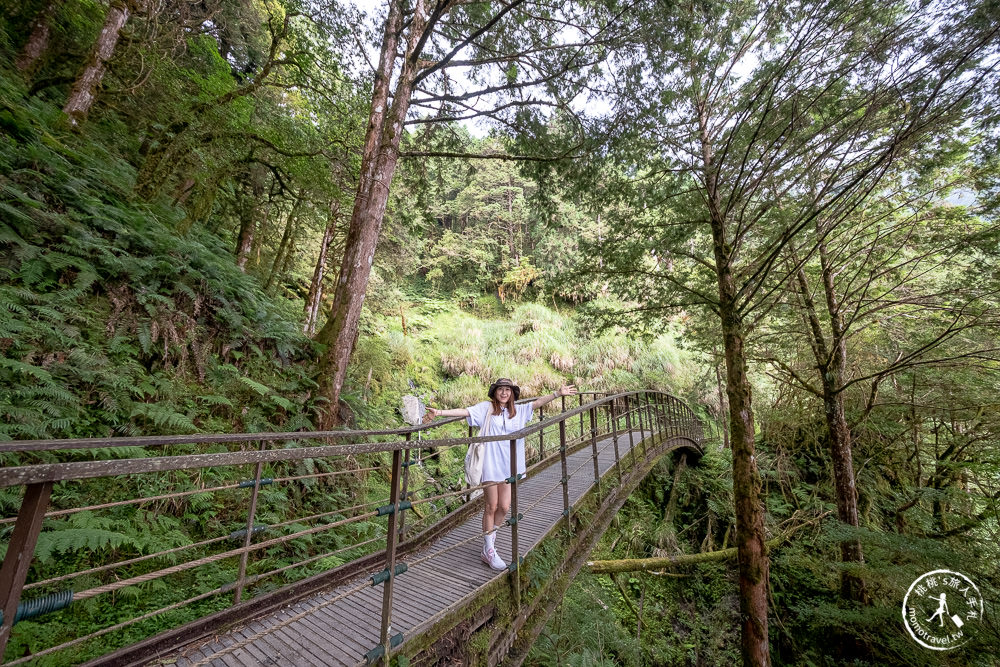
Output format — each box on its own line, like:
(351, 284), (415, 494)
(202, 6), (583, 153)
(63, 0), (130, 126)
(791, 247), (869, 605)
(714, 350), (730, 449)
(304, 203), (339, 336)
(315, 0), (426, 427)
(16, 1), (59, 75)
(702, 107), (770, 666)
(235, 215), (255, 271)
(716, 281), (770, 666)
(816, 243), (869, 604)
(264, 197), (302, 291)
(236, 167), (268, 271)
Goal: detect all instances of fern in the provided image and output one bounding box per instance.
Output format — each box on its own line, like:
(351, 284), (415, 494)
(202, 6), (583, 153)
(0, 357), (54, 382)
(197, 394), (234, 408)
(33, 528), (148, 563)
(237, 375), (272, 396)
(129, 402), (198, 433)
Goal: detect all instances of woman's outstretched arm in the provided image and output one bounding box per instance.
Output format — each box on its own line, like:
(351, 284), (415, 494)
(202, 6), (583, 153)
(426, 406), (470, 419)
(532, 384), (578, 410)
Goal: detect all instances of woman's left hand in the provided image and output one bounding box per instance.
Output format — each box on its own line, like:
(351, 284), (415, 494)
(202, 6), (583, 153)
(556, 384), (578, 397)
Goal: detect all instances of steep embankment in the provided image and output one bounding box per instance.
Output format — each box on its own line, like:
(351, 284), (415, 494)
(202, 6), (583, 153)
(1, 78), (317, 445)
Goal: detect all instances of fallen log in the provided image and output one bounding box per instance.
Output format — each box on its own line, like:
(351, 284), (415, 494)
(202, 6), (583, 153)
(584, 517), (820, 575)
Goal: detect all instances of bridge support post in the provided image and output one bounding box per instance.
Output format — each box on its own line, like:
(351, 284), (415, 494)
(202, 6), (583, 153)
(509, 438), (521, 609)
(589, 407), (601, 503)
(559, 420), (571, 535)
(234, 440), (265, 605)
(377, 448), (404, 666)
(0, 481), (52, 662)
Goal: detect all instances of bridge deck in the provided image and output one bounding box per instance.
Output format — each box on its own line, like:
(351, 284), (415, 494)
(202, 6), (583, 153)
(163, 430), (647, 667)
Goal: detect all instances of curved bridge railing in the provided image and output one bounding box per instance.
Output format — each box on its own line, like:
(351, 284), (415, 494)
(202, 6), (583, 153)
(0, 391), (703, 666)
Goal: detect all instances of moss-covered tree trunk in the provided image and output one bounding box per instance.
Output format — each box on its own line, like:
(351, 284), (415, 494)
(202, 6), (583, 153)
(16, 1), (59, 75)
(236, 169), (267, 272)
(792, 247), (868, 604)
(63, 0), (130, 126)
(702, 108), (770, 666)
(716, 280), (770, 667)
(817, 243), (868, 603)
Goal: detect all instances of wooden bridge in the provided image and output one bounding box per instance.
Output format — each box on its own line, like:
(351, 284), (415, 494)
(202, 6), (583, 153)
(0, 391), (704, 666)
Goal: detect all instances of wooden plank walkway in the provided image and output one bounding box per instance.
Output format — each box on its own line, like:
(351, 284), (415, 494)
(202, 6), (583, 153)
(164, 429), (649, 667)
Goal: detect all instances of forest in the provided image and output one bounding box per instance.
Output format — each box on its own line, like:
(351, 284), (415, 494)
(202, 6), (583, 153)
(1, 0), (999, 665)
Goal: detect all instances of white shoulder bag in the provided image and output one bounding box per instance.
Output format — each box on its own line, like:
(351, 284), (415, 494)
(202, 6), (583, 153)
(464, 412), (490, 500)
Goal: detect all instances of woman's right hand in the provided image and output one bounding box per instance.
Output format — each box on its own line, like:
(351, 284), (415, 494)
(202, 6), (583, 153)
(425, 407), (440, 420)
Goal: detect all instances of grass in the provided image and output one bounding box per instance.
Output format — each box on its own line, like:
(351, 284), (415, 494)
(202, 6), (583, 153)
(357, 298), (701, 417)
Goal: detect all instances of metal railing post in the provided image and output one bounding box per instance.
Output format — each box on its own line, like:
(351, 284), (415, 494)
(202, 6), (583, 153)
(637, 392), (645, 440)
(538, 406), (545, 462)
(578, 394), (584, 442)
(559, 418), (571, 534)
(610, 401), (623, 486)
(661, 395), (669, 439)
(509, 438), (521, 609)
(642, 393), (652, 455)
(398, 433), (412, 540)
(0, 481), (52, 661)
(466, 424), (474, 498)
(589, 407), (601, 503)
(234, 441), (265, 605)
(625, 396), (636, 470)
(378, 448), (404, 666)
(672, 400), (678, 435)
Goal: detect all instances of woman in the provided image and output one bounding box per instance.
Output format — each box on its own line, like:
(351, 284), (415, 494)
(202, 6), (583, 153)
(426, 378), (578, 570)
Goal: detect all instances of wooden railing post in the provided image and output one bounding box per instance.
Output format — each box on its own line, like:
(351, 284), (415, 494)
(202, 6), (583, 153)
(559, 418), (571, 534)
(234, 441), (265, 605)
(398, 433), (412, 540)
(589, 407), (601, 503)
(509, 438), (521, 609)
(378, 448), (404, 666)
(0, 481), (52, 661)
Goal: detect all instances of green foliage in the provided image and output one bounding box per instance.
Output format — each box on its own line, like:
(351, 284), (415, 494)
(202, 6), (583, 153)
(0, 68), (318, 441)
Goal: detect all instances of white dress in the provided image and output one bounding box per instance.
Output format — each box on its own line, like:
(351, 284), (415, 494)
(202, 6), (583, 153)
(466, 400), (534, 482)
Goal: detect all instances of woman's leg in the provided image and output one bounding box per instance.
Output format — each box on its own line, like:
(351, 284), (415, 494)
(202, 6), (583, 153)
(480, 482), (506, 569)
(494, 483), (511, 528)
(483, 483), (499, 534)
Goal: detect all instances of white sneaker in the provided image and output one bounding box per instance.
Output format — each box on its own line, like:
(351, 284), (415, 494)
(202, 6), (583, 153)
(481, 547), (507, 571)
